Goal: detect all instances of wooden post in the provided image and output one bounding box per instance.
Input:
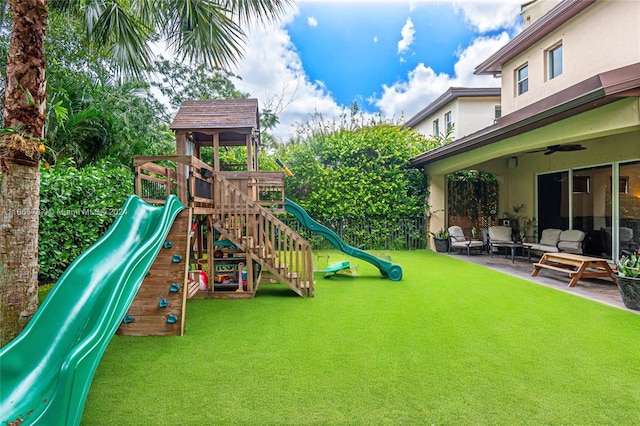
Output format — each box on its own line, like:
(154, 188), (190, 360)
(207, 215), (214, 293)
(213, 133), (220, 172)
(246, 134), (252, 171)
(176, 132), (188, 204)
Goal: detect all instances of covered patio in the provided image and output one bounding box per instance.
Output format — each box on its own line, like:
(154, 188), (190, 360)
(442, 249), (637, 314)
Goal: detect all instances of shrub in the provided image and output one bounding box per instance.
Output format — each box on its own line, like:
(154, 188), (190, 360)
(38, 160), (133, 282)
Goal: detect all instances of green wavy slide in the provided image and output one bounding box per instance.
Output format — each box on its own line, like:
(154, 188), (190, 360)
(0, 195), (184, 426)
(285, 198), (402, 281)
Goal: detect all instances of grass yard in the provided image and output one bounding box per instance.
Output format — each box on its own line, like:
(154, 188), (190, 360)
(82, 250), (640, 425)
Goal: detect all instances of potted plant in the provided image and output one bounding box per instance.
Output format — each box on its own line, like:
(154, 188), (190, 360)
(614, 251), (640, 310)
(430, 228), (449, 253)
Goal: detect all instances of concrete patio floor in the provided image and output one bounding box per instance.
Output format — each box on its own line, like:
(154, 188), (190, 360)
(443, 249), (639, 315)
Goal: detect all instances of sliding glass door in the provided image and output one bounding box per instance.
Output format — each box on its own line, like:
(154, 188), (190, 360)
(619, 161), (640, 255)
(537, 161), (640, 260)
(537, 171), (569, 233)
(572, 165), (612, 256)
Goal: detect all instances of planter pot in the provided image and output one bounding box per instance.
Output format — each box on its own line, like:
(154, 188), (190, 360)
(433, 238), (449, 253)
(614, 274), (640, 310)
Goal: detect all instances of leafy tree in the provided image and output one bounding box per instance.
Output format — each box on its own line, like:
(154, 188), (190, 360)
(42, 12), (175, 167)
(0, 0), (293, 345)
(280, 112), (436, 221)
(152, 57), (249, 112)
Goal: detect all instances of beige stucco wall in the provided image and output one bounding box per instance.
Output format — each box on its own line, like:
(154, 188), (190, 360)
(501, 1), (640, 116)
(457, 98), (500, 138)
(521, 0), (562, 28)
(412, 96), (500, 140)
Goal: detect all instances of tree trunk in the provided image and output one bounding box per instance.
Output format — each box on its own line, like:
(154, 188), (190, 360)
(0, 0), (48, 346)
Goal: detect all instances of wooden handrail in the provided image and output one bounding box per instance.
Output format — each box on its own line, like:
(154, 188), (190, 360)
(133, 156), (284, 211)
(132, 155), (312, 296)
(212, 173), (314, 296)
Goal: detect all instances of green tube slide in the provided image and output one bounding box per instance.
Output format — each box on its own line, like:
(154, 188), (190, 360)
(0, 195), (184, 426)
(285, 198), (402, 281)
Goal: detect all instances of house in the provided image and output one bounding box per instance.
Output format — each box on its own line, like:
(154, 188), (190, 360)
(404, 87), (501, 141)
(410, 0), (640, 261)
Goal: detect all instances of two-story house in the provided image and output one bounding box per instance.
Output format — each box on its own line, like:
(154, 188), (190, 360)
(410, 0), (640, 261)
(405, 87), (501, 141)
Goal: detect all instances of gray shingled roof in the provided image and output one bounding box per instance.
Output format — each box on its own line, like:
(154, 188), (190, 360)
(170, 99), (259, 131)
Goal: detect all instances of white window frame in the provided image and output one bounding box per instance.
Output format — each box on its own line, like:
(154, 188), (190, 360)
(516, 63), (529, 96)
(547, 43), (563, 80)
(433, 119), (439, 137)
(444, 111), (452, 130)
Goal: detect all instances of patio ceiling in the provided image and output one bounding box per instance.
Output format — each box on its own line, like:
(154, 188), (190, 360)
(410, 62), (640, 174)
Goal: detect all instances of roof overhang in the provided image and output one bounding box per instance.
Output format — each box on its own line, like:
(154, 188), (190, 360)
(404, 87), (501, 128)
(410, 62), (640, 168)
(475, 0), (596, 75)
(170, 98), (260, 146)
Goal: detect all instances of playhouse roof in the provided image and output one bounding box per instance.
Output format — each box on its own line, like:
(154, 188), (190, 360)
(170, 98), (260, 146)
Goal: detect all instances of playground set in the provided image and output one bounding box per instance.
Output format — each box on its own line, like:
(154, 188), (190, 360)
(0, 99), (401, 425)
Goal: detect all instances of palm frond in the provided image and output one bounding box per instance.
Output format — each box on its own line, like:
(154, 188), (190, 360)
(162, 0), (245, 69)
(89, 1), (155, 78)
(220, 0), (294, 25)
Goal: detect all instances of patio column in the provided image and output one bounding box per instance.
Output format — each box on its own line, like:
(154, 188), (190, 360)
(428, 172), (447, 250)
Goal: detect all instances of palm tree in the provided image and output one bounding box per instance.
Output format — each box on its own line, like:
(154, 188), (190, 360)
(0, 0), (292, 345)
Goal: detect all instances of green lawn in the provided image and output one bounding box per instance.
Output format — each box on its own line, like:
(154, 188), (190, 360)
(83, 250), (640, 425)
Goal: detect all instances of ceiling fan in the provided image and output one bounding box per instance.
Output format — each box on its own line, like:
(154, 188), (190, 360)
(526, 144), (586, 155)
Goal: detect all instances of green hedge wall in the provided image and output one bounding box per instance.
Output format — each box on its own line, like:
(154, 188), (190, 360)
(38, 161), (133, 282)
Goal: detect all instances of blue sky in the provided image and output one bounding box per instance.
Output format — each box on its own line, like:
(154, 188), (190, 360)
(286, 2), (483, 108)
(229, 1), (523, 140)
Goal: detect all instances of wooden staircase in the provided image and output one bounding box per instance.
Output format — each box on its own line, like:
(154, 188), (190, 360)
(133, 155), (315, 299)
(210, 173), (314, 297)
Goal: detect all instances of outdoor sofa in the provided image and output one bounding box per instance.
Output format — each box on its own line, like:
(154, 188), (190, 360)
(525, 228), (586, 255)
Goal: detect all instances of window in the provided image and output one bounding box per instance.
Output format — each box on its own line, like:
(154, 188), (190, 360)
(494, 105), (502, 121)
(547, 43), (563, 80)
(516, 64), (528, 95)
(444, 111), (452, 130)
(433, 119), (439, 137)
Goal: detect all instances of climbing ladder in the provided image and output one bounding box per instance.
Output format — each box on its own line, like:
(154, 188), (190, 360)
(118, 209), (192, 336)
(118, 156), (314, 336)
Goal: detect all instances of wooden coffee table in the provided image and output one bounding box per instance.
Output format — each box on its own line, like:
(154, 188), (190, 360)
(531, 252), (617, 287)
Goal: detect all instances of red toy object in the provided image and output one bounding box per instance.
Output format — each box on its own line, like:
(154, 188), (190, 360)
(189, 270), (209, 291)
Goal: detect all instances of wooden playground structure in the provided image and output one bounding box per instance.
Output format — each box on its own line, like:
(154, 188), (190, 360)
(118, 99), (314, 336)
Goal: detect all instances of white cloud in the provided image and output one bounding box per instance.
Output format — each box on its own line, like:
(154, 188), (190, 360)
(397, 17), (416, 54)
(452, 0), (522, 33)
(227, 2), (518, 141)
(229, 11), (344, 142)
(372, 32), (510, 120)
(373, 35), (378, 43)
(307, 16), (318, 27)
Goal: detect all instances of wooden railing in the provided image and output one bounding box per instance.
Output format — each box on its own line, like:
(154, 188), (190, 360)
(220, 171), (286, 212)
(133, 155), (212, 207)
(212, 173), (314, 297)
(133, 156), (285, 212)
(133, 155), (312, 297)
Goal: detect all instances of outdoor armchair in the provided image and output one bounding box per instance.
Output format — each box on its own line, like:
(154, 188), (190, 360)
(448, 226), (484, 256)
(488, 225), (513, 244)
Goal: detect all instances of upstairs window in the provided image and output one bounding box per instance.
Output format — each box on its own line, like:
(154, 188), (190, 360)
(516, 63), (529, 95)
(494, 105), (502, 121)
(547, 43), (563, 80)
(444, 111), (452, 130)
(433, 119), (439, 136)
